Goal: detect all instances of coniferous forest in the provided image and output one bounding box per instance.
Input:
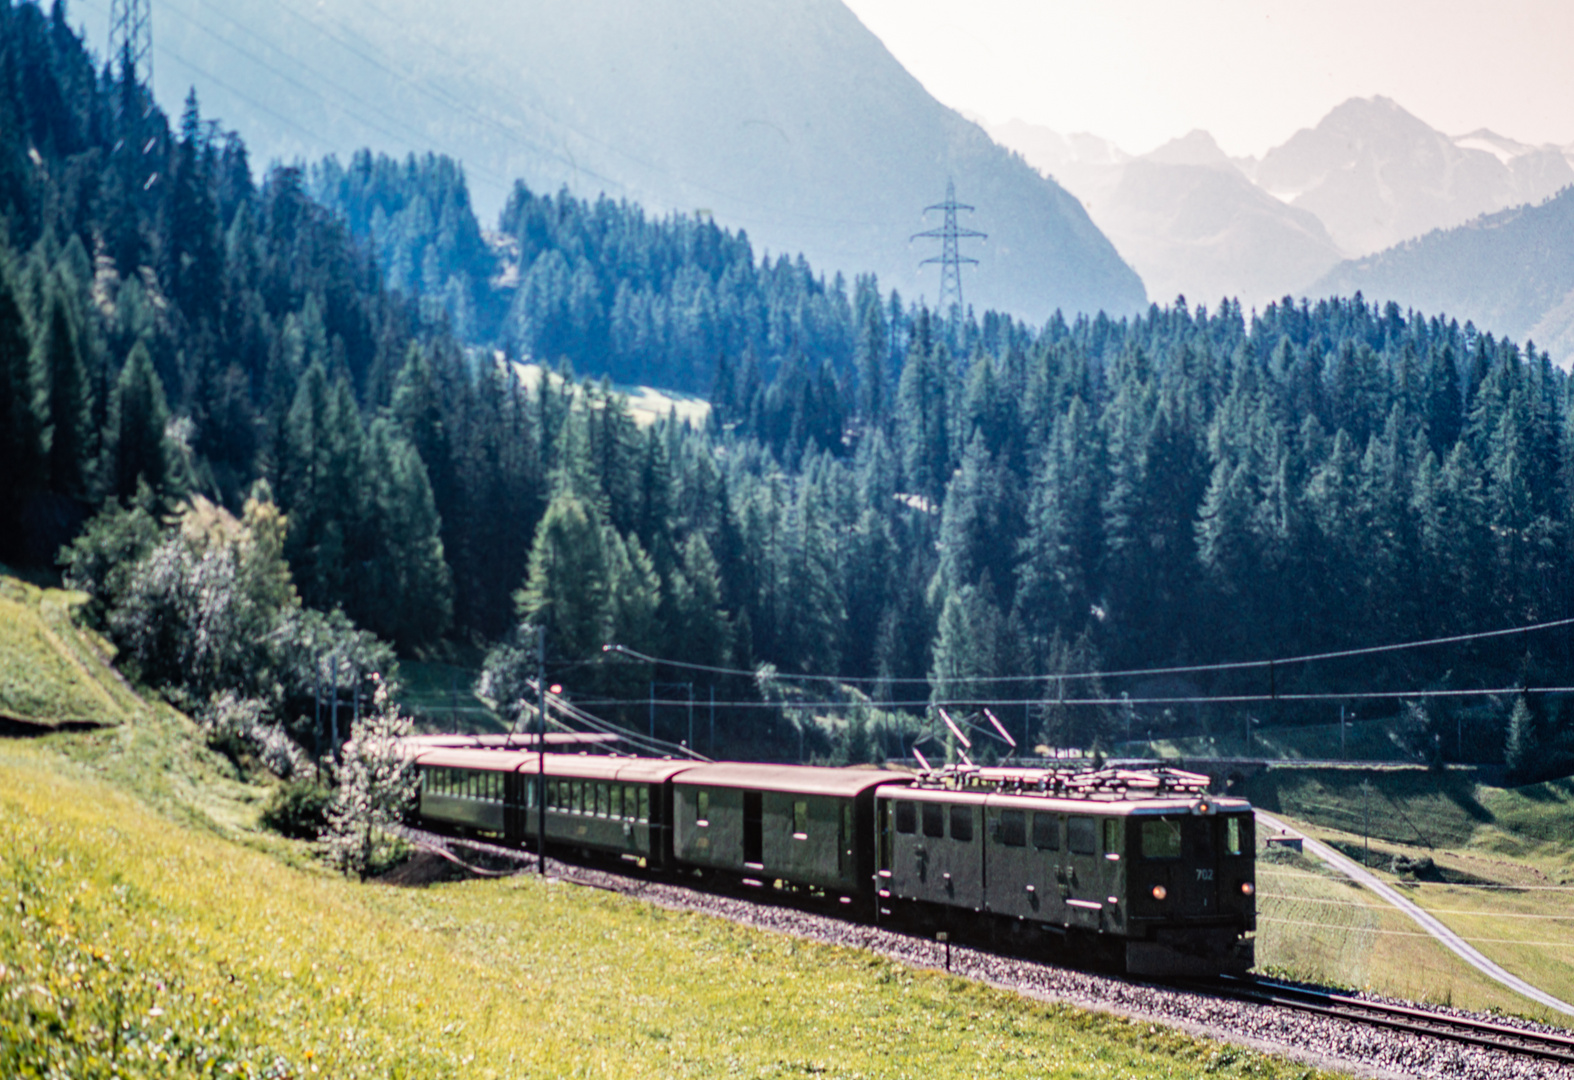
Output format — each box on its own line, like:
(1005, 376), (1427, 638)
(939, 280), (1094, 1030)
(5, 2), (1574, 776)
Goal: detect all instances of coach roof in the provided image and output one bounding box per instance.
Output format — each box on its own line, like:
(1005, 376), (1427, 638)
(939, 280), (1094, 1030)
(673, 763), (908, 797)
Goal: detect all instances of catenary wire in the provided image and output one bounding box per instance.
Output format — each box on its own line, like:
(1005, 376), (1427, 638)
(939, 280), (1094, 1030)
(567, 684), (1574, 712)
(603, 614), (1574, 688)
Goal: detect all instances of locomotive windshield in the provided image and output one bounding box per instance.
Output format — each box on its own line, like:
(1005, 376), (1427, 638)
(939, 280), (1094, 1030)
(1140, 818), (1183, 859)
(1138, 813), (1252, 860)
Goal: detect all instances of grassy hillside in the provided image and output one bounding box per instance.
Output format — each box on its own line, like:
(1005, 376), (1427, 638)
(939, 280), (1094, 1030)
(0, 574), (145, 730)
(1251, 764), (1574, 1018)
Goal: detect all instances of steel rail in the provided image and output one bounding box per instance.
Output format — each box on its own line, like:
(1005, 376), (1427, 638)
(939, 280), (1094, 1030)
(1194, 976), (1574, 1065)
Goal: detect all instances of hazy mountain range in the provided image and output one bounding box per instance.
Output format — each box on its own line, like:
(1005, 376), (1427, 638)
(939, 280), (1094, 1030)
(140, 0), (1144, 321)
(987, 97), (1574, 316)
(1312, 187), (1574, 363)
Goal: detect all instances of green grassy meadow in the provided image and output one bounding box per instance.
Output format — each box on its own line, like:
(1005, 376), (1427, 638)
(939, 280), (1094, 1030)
(0, 575), (145, 729)
(1250, 767), (1574, 1020)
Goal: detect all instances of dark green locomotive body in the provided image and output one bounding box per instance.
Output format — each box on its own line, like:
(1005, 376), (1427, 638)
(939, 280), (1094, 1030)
(876, 774), (1254, 976)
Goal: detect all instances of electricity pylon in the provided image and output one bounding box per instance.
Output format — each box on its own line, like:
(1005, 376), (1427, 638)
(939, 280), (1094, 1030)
(911, 179), (985, 316)
(109, 0), (152, 86)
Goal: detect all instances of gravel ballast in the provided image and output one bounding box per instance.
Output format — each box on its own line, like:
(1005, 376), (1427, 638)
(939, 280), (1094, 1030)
(396, 829), (1574, 1080)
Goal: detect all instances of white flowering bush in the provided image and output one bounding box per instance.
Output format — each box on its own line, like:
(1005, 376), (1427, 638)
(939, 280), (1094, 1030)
(321, 674), (417, 879)
(198, 690), (312, 778)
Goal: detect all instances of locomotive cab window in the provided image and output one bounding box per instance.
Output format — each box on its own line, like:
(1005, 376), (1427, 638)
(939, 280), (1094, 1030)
(949, 804), (974, 843)
(1225, 815), (1244, 856)
(922, 802), (945, 839)
(1032, 812), (1059, 850)
(793, 800), (809, 838)
(894, 801), (916, 834)
(696, 790), (710, 826)
(1141, 818), (1182, 859)
(1068, 816), (1096, 855)
(1103, 818), (1121, 855)
(997, 809), (1025, 847)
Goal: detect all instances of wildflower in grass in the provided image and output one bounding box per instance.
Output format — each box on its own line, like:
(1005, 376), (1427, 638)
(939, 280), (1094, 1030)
(321, 674), (417, 879)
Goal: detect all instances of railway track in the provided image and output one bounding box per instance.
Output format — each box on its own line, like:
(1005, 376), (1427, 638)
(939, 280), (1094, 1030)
(1191, 975), (1574, 1066)
(401, 826), (1574, 1075)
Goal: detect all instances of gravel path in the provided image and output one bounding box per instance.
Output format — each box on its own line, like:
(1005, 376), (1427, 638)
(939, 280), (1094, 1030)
(395, 828), (1574, 1080)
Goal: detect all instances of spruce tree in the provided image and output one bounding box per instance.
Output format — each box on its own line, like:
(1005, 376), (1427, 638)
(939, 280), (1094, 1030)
(107, 341), (175, 502)
(0, 269), (45, 500)
(37, 284), (92, 497)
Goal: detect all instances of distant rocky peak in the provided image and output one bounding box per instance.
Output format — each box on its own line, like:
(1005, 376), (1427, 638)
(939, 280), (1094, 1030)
(1141, 129), (1238, 171)
(1453, 128), (1536, 164)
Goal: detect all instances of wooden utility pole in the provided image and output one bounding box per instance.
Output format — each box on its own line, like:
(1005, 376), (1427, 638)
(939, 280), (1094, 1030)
(538, 624), (547, 875)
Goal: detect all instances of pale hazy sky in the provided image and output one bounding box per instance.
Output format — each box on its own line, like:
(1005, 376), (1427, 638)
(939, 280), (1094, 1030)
(842, 0), (1574, 157)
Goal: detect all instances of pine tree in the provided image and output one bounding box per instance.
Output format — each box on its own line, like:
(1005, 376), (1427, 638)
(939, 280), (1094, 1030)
(360, 417), (453, 649)
(0, 268), (45, 502)
(107, 341), (175, 502)
(516, 493), (610, 661)
(37, 284), (92, 497)
(1505, 696), (1540, 784)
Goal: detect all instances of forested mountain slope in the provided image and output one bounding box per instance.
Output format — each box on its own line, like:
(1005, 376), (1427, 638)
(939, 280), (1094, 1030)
(136, 0), (1145, 322)
(1312, 187), (1574, 367)
(4, 2), (1573, 772)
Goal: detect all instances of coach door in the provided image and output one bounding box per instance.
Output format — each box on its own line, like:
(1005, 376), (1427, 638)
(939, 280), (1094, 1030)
(743, 790), (764, 867)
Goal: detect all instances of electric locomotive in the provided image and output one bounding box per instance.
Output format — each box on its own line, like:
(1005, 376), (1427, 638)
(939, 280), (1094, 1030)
(876, 765), (1254, 976)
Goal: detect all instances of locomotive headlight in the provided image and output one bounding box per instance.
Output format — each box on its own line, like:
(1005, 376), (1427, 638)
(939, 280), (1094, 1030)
(1151, 885), (1167, 901)
(1241, 882), (1255, 896)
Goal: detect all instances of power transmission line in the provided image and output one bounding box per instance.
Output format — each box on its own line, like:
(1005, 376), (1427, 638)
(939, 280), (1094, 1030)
(911, 178), (984, 316)
(108, 0), (151, 86)
(603, 614), (1574, 688)
(573, 685), (1574, 713)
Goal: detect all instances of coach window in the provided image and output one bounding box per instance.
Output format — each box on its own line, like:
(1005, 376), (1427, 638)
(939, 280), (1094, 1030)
(697, 790), (710, 826)
(1103, 818), (1122, 856)
(922, 801), (945, 839)
(626, 785), (641, 821)
(997, 809), (1025, 847)
(950, 804), (974, 843)
(1032, 812), (1059, 850)
(793, 800), (809, 838)
(1225, 816), (1244, 856)
(894, 801), (916, 834)
(610, 784), (623, 820)
(637, 786), (650, 823)
(1141, 818), (1182, 859)
(1068, 816), (1097, 855)
(598, 783), (610, 817)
